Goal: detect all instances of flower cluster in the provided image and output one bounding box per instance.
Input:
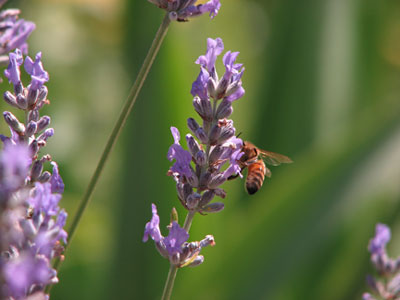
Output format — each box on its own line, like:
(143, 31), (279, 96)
(0, 1), (35, 62)
(363, 224), (400, 300)
(147, 0), (221, 21)
(143, 37), (245, 267)
(0, 49), (67, 300)
(143, 204), (215, 267)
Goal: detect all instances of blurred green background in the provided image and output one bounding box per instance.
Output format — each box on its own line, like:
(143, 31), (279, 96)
(2, 0), (400, 299)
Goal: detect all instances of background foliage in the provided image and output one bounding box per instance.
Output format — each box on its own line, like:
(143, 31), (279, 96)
(1, 0), (400, 299)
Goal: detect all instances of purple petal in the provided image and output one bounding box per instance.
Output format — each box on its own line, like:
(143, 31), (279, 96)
(24, 52), (49, 91)
(50, 162), (64, 194)
(164, 221), (189, 256)
(170, 127), (180, 145)
(4, 48), (23, 85)
(199, 0), (221, 19)
(143, 203), (162, 242)
(191, 67), (209, 99)
(195, 37), (224, 72)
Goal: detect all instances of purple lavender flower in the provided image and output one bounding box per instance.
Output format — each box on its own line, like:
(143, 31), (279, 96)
(368, 223), (391, 255)
(0, 6), (35, 57)
(364, 223), (400, 299)
(50, 162), (64, 194)
(167, 127), (193, 179)
(147, 0), (221, 21)
(143, 204), (212, 267)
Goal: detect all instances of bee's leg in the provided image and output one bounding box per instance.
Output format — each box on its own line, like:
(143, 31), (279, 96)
(227, 173), (239, 181)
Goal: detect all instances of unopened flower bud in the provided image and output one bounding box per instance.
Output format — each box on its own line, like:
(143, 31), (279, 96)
(29, 139), (39, 157)
(186, 134), (200, 156)
(195, 128), (208, 144)
(3, 111), (24, 133)
(209, 146), (223, 164)
(194, 150), (206, 166)
(188, 255), (204, 267)
(36, 116), (51, 133)
(199, 190), (215, 207)
(200, 202), (224, 213)
(187, 118), (200, 133)
(200, 235), (215, 248)
(186, 192), (201, 209)
(27, 87), (39, 107)
(38, 128), (54, 142)
(169, 11), (178, 21)
(208, 174), (226, 189)
(199, 172), (211, 189)
(38, 171), (51, 183)
(215, 76), (229, 99)
(207, 77), (218, 99)
(170, 253), (181, 265)
(38, 86), (48, 101)
(25, 121), (37, 137)
(209, 124), (221, 145)
(217, 127), (235, 144)
(155, 242), (169, 259)
(14, 82), (23, 96)
(170, 207), (179, 223)
(193, 96), (212, 121)
(3, 91), (18, 108)
(213, 188), (226, 198)
(28, 109), (40, 122)
(16, 94), (28, 109)
(216, 99), (233, 119)
(187, 172), (199, 188)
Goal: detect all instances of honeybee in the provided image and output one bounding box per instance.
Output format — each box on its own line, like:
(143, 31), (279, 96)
(229, 141), (293, 195)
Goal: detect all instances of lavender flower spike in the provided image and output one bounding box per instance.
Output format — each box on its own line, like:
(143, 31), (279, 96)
(147, 0), (221, 22)
(363, 223), (400, 299)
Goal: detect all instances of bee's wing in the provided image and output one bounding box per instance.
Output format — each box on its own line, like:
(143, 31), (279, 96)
(265, 166), (272, 178)
(259, 150), (293, 166)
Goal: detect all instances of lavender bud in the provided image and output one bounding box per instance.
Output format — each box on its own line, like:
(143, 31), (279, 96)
(186, 134), (200, 156)
(199, 190), (215, 207)
(200, 202), (224, 213)
(186, 192), (201, 209)
(214, 188), (226, 198)
(38, 86), (48, 101)
(169, 11), (178, 21)
(37, 128), (54, 142)
(200, 235), (216, 248)
(187, 172), (199, 188)
(38, 171), (51, 182)
(170, 207), (178, 223)
(208, 174), (226, 189)
(187, 118), (200, 133)
(3, 111), (24, 133)
(209, 124), (221, 145)
(28, 109), (40, 122)
(14, 82), (23, 96)
(216, 76), (229, 99)
(16, 94), (28, 109)
(27, 87), (39, 107)
(209, 146), (223, 164)
(25, 121), (37, 137)
(194, 150), (206, 166)
(207, 77), (218, 99)
(29, 139), (39, 156)
(193, 96), (212, 121)
(36, 116), (51, 132)
(19, 219), (37, 239)
(217, 127), (235, 144)
(188, 255), (204, 267)
(30, 160), (43, 181)
(195, 128), (208, 144)
(199, 172), (212, 189)
(3, 91), (18, 108)
(216, 99), (233, 119)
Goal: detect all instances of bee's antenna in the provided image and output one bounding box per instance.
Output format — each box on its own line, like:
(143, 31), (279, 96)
(237, 132), (243, 138)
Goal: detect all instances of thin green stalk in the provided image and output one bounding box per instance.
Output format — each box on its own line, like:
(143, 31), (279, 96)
(161, 210), (196, 300)
(49, 12), (171, 283)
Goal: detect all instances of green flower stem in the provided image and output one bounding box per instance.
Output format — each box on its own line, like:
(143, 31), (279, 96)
(49, 11), (171, 283)
(161, 210), (196, 300)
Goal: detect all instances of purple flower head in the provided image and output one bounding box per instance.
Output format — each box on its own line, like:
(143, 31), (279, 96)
(222, 50), (245, 102)
(143, 203), (162, 243)
(50, 162), (64, 194)
(3, 253), (53, 299)
(24, 52), (49, 91)
(4, 48), (23, 85)
(164, 221), (189, 256)
(167, 127), (193, 178)
(368, 223), (391, 255)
